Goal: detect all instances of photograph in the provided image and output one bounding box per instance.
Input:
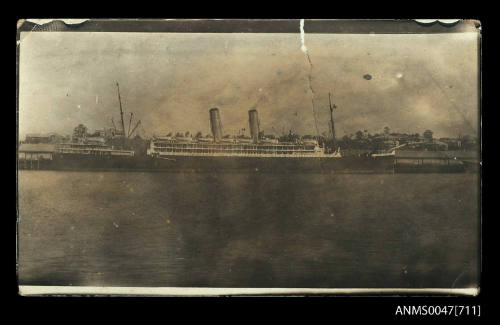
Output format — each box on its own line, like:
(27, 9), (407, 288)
(16, 19), (481, 296)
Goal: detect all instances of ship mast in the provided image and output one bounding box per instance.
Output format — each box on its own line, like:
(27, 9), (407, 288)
(329, 92), (336, 150)
(116, 82), (126, 147)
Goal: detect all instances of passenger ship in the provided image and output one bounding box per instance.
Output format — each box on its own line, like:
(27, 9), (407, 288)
(146, 108), (395, 173)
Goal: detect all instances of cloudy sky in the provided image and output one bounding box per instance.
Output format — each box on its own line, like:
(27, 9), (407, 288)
(19, 31), (479, 139)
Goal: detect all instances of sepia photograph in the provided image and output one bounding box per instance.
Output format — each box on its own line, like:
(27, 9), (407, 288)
(16, 19), (481, 296)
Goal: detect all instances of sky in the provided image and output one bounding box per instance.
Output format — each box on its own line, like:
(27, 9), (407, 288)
(18, 30), (479, 139)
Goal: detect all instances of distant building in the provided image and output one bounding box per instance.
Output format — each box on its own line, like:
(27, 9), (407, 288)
(439, 138), (462, 150)
(382, 139), (399, 148)
(71, 124), (114, 144)
(72, 124), (88, 143)
(423, 130), (434, 142)
(406, 139), (448, 151)
(24, 133), (62, 144)
(92, 128), (116, 139)
(372, 134), (401, 150)
(461, 136), (478, 151)
(427, 140), (448, 151)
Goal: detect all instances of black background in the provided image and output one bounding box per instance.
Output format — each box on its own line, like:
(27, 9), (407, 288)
(8, 1), (494, 322)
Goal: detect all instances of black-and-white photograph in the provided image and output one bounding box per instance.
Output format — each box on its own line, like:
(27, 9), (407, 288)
(16, 19), (481, 296)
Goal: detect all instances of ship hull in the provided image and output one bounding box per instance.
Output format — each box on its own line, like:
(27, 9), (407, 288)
(149, 155), (395, 173)
(24, 153), (396, 173)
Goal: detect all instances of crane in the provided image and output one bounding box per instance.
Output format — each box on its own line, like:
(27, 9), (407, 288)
(116, 82), (126, 138)
(111, 117), (117, 132)
(127, 112), (134, 138)
(328, 92), (337, 150)
(129, 120), (142, 138)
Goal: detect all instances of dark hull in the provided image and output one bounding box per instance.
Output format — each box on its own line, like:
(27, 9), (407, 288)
(20, 153), (396, 173)
(148, 155), (395, 173)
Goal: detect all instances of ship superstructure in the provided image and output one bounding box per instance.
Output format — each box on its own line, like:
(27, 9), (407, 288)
(148, 108), (339, 159)
(148, 138), (327, 158)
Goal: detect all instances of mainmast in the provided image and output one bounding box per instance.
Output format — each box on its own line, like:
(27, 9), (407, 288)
(329, 92), (336, 150)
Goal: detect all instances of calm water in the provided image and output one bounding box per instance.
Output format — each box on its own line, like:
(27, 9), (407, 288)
(17, 171), (479, 288)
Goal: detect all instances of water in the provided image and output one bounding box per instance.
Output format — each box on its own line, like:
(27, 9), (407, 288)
(17, 171), (479, 288)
